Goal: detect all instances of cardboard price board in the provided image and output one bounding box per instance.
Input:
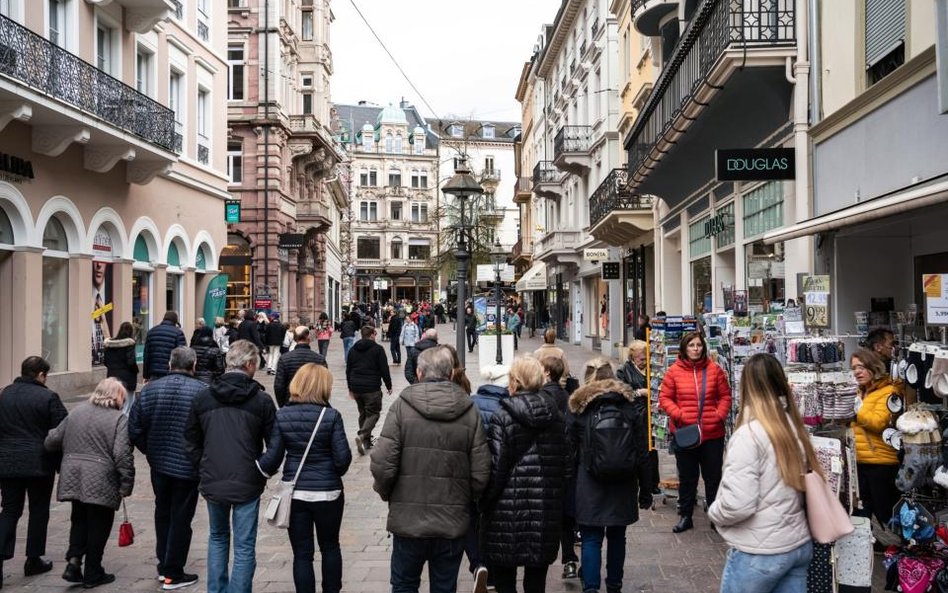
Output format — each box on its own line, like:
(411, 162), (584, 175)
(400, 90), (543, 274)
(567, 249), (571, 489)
(923, 274), (948, 325)
(803, 275), (831, 329)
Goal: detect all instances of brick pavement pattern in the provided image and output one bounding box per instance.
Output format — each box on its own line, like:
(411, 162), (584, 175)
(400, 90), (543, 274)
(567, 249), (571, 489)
(1, 326), (730, 593)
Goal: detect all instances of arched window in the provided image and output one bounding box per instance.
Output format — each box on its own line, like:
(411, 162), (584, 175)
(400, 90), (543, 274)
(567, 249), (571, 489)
(385, 133), (393, 153)
(394, 133), (403, 153)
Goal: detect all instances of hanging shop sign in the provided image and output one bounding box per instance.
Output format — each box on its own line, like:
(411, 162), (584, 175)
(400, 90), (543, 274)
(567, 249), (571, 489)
(802, 274), (831, 328)
(225, 200), (241, 223)
(278, 233), (305, 249)
(716, 148), (795, 181)
(0, 152), (34, 183)
(922, 274), (948, 325)
(601, 262), (620, 280)
(253, 295), (273, 311)
(583, 248), (609, 261)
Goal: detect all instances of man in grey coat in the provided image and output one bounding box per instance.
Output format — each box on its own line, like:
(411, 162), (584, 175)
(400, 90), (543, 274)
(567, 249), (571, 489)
(370, 345), (491, 593)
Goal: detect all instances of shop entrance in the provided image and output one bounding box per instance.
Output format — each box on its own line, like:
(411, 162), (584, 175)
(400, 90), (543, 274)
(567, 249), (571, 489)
(220, 234), (252, 318)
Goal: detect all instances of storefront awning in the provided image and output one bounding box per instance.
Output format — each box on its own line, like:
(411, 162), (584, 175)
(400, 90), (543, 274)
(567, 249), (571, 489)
(516, 262), (547, 292)
(763, 177), (948, 245)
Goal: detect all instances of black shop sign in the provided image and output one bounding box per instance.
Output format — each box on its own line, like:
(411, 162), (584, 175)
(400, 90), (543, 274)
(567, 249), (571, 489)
(716, 148), (795, 181)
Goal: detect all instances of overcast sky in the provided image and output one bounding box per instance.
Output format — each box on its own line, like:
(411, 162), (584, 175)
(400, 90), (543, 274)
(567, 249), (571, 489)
(331, 0), (563, 122)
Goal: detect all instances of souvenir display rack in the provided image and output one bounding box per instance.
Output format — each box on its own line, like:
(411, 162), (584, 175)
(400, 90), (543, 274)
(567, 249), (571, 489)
(645, 315), (698, 451)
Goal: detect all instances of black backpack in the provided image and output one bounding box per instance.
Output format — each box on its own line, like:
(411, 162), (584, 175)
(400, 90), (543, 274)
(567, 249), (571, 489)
(583, 398), (639, 482)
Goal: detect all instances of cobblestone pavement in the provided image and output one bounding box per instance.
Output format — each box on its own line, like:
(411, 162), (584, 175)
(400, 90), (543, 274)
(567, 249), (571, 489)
(3, 326), (730, 593)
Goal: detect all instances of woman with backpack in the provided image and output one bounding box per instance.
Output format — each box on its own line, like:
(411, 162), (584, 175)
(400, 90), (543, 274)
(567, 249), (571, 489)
(708, 354), (821, 592)
(568, 358), (651, 593)
(659, 331), (732, 534)
(480, 357), (567, 593)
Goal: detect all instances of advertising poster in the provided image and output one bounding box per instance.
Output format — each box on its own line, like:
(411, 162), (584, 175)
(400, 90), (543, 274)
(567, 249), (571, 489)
(474, 297), (488, 332)
(91, 229), (114, 366)
(203, 274), (230, 326)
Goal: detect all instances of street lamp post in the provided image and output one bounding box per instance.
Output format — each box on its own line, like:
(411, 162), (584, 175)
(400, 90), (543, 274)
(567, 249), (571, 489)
(441, 158), (484, 369)
(490, 242), (506, 365)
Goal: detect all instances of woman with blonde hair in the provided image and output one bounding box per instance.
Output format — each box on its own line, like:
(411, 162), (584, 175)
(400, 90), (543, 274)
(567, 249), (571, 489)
(480, 356), (567, 593)
(708, 353), (821, 592)
(257, 364), (352, 593)
(45, 377), (135, 588)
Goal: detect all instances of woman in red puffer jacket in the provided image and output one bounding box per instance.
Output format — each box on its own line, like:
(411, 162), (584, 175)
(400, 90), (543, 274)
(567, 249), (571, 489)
(659, 330), (732, 534)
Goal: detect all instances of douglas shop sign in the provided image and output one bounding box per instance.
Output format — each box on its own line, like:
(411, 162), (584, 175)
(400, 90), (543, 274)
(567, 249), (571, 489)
(716, 148), (795, 181)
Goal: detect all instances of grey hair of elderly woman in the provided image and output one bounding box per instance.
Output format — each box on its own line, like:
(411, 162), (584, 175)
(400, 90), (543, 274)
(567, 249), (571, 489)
(89, 377), (128, 409)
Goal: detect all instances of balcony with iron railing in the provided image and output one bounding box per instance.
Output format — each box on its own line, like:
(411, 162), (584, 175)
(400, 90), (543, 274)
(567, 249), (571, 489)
(588, 169), (655, 245)
(632, 0), (679, 37)
(479, 168), (501, 192)
(197, 19), (209, 41)
(532, 161), (564, 199)
(0, 12), (176, 182)
(625, 0), (795, 193)
(172, 0), (184, 19)
(552, 125), (592, 174)
(513, 175), (532, 204)
(511, 236), (534, 265)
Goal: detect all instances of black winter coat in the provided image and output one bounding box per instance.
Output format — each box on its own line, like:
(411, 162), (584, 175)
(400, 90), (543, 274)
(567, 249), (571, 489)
(346, 339), (391, 394)
(0, 378), (68, 478)
(387, 316), (403, 342)
(265, 321), (285, 347)
(184, 372), (276, 504)
(568, 379), (650, 526)
(237, 319), (264, 349)
(103, 337), (138, 393)
(128, 371), (207, 480)
(404, 338), (437, 384)
(142, 320), (186, 379)
(340, 320), (357, 339)
(257, 403), (351, 491)
(191, 334), (224, 384)
(481, 391), (567, 567)
(616, 361), (647, 391)
(274, 344), (328, 407)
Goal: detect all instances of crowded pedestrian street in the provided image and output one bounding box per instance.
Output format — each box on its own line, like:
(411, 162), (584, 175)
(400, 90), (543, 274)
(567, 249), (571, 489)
(1, 324), (731, 593)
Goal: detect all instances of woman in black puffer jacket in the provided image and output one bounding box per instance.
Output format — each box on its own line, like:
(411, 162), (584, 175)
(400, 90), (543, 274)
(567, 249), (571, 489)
(257, 364), (352, 593)
(481, 357), (568, 593)
(190, 326), (223, 384)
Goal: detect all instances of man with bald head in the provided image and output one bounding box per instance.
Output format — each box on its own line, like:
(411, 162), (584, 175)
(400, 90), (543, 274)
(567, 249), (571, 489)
(273, 326), (327, 407)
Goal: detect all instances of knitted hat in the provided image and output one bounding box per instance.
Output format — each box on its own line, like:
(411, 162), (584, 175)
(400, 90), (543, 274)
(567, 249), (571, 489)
(481, 364), (510, 388)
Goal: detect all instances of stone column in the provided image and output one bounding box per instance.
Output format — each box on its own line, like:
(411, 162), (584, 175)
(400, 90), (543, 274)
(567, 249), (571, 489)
(182, 266), (197, 337)
(153, 264), (168, 327)
(0, 248), (43, 385)
(111, 258), (134, 330)
(68, 255), (93, 375)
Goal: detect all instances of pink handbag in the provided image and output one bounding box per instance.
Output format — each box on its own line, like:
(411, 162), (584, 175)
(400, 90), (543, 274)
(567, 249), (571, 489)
(805, 471), (854, 543)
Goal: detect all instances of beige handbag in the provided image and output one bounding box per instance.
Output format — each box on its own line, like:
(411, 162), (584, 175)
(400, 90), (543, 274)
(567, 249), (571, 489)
(805, 469), (854, 543)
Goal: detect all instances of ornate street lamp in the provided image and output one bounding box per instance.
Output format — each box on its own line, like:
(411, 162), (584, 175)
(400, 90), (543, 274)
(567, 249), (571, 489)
(490, 241), (507, 365)
(441, 157), (484, 368)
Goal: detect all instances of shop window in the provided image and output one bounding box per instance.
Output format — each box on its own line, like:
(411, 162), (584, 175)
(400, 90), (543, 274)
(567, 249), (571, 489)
(220, 234), (251, 318)
(132, 269), (152, 356)
(715, 202), (735, 249)
(692, 256), (712, 315)
(41, 217), (69, 372)
(743, 182), (783, 238)
(166, 273), (182, 314)
(746, 241), (785, 311)
(688, 216), (711, 259)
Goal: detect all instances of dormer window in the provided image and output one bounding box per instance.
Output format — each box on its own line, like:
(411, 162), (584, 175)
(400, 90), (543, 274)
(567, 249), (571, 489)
(482, 125), (495, 139)
(450, 124), (464, 138)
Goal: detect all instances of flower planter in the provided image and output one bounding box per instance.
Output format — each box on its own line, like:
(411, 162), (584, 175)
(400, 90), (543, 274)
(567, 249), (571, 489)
(478, 334), (516, 372)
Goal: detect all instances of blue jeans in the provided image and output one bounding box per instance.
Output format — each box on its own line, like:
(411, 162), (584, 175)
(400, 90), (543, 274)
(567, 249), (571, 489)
(206, 498), (260, 593)
(720, 541), (813, 593)
(391, 534), (465, 593)
(342, 337), (355, 360)
(580, 525), (626, 592)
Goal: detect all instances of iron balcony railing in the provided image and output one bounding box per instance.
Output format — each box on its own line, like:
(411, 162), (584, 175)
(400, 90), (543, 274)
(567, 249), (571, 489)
(590, 17), (601, 38)
(627, 0), (795, 178)
(172, 0), (183, 19)
(480, 168), (501, 184)
(197, 143), (209, 165)
(0, 13), (175, 151)
(554, 125), (591, 159)
(590, 168), (654, 227)
(514, 175), (531, 194)
(197, 20), (209, 41)
(631, 0), (648, 12)
(532, 161), (560, 185)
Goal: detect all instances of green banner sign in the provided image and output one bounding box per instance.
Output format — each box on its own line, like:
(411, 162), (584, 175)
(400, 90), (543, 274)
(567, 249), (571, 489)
(203, 274), (229, 324)
(225, 200), (241, 223)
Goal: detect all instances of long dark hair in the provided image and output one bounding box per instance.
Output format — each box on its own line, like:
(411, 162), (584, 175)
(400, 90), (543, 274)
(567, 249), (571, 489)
(115, 321), (134, 340)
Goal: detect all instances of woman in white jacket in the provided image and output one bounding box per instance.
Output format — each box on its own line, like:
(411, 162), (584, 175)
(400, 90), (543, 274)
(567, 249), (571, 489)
(708, 353), (822, 593)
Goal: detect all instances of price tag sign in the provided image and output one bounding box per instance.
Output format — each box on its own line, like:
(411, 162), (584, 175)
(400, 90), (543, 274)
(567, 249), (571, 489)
(802, 275), (831, 329)
(923, 273), (948, 325)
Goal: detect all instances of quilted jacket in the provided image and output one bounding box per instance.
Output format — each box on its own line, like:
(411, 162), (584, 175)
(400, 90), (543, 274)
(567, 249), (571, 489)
(191, 329), (224, 384)
(370, 380), (490, 539)
(480, 390), (568, 567)
(128, 371), (206, 480)
(852, 378), (899, 465)
(404, 337), (437, 384)
(103, 337), (138, 393)
(45, 402), (135, 510)
(142, 320), (187, 380)
(0, 377), (68, 478)
(569, 379), (651, 526)
(707, 418), (810, 554)
(257, 403), (352, 491)
(659, 355), (732, 441)
(471, 384), (509, 432)
(273, 344), (327, 407)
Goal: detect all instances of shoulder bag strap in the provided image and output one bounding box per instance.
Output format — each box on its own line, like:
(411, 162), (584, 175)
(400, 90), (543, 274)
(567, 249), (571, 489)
(290, 407), (327, 488)
(696, 367), (708, 421)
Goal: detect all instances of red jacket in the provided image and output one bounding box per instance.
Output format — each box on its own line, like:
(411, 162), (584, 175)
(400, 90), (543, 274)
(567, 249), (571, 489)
(659, 356), (732, 441)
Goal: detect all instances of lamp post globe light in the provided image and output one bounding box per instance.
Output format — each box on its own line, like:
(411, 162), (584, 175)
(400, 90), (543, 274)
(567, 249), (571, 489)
(490, 241), (506, 365)
(441, 157), (484, 368)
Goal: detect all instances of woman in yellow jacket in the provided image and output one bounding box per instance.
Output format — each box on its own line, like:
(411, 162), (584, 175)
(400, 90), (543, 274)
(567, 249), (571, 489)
(851, 348), (901, 525)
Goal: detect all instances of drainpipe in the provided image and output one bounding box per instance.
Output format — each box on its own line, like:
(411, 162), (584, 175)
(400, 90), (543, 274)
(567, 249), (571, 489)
(785, 0), (812, 301)
(263, 0), (271, 300)
(808, 0), (822, 124)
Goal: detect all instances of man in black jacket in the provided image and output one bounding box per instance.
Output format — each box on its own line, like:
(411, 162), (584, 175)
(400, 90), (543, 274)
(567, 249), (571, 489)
(143, 311), (187, 382)
(387, 312), (404, 366)
(263, 313), (285, 375)
(128, 347), (206, 589)
(0, 357), (68, 585)
(236, 310), (264, 351)
(346, 325), (392, 455)
(183, 340), (275, 593)
(273, 326), (327, 407)
(404, 328), (438, 384)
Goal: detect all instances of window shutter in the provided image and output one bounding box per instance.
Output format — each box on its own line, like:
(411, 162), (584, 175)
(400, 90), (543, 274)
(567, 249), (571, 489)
(865, 0), (905, 68)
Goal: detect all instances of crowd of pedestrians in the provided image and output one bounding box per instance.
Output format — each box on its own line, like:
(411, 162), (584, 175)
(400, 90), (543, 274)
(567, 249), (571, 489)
(0, 299), (843, 593)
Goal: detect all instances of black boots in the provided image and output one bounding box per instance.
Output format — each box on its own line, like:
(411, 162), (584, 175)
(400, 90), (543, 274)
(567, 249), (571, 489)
(24, 557), (53, 577)
(62, 558), (83, 583)
(672, 515), (694, 533)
